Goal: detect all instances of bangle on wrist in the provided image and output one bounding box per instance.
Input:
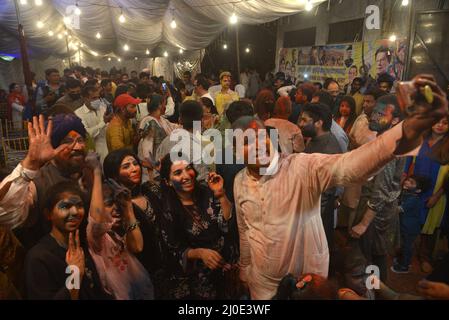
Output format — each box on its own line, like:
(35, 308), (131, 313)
(125, 220), (140, 233)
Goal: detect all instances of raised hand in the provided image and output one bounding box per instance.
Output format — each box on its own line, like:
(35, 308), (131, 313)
(207, 172), (225, 198)
(23, 115), (75, 170)
(65, 230), (85, 279)
(398, 75), (449, 155)
(106, 178), (131, 209)
(84, 151), (102, 172)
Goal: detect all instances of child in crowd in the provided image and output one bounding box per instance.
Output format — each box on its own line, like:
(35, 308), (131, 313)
(392, 175), (431, 273)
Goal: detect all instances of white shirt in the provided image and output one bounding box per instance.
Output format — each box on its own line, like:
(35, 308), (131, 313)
(234, 123), (412, 299)
(208, 85), (222, 100)
(74, 104), (108, 163)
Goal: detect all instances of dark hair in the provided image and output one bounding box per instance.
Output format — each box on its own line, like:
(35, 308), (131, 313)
(114, 84), (129, 99)
(45, 68), (59, 77)
(375, 46), (392, 63)
(323, 78), (338, 90)
(200, 97), (218, 115)
(8, 83), (18, 92)
(363, 88), (385, 100)
(100, 71), (109, 78)
(84, 79), (98, 88)
(100, 79), (111, 87)
(302, 103), (333, 131)
(273, 273), (338, 300)
(121, 73), (129, 79)
(335, 95), (357, 131)
(254, 89), (275, 120)
(65, 78), (82, 90)
(352, 77), (364, 85)
(298, 83), (317, 103)
(180, 100), (203, 130)
(183, 71), (192, 77)
(139, 72), (149, 79)
(64, 68), (72, 74)
(81, 85), (98, 98)
(312, 90), (333, 109)
(103, 148), (141, 183)
(226, 100), (254, 124)
(130, 70), (137, 75)
(74, 66), (85, 74)
(44, 181), (85, 212)
(196, 76), (210, 90)
(313, 82), (323, 90)
(147, 94), (164, 113)
(377, 73), (394, 88)
(407, 175), (431, 193)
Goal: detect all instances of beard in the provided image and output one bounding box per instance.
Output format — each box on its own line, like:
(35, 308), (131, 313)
(301, 124), (317, 138)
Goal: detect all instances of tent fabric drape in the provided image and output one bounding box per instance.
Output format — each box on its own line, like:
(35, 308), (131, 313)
(0, 0), (324, 60)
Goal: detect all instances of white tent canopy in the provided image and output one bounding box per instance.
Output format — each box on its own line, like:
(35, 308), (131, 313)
(0, 0), (324, 60)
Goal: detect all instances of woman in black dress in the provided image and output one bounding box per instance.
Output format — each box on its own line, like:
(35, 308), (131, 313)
(158, 154), (237, 299)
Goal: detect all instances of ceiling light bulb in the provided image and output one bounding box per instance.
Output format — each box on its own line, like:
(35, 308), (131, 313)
(108, 57), (111, 61)
(57, 34), (63, 39)
(48, 30), (54, 36)
(163, 51), (168, 57)
(145, 49), (150, 55)
(124, 44), (129, 51)
(179, 49), (183, 54)
(389, 34), (397, 42)
(305, 0), (313, 11)
(20, 0), (27, 5)
(171, 19), (177, 29)
(96, 32), (101, 39)
(230, 13), (238, 24)
(36, 20), (44, 28)
(63, 16), (71, 24)
(118, 58), (121, 62)
(35, 0), (43, 6)
(223, 44), (227, 49)
(402, 0), (409, 6)
(119, 14), (126, 23)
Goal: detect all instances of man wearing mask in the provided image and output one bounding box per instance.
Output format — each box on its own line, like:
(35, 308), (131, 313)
(75, 86), (111, 162)
(55, 78), (83, 112)
(0, 114), (89, 248)
(106, 93), (140, 152)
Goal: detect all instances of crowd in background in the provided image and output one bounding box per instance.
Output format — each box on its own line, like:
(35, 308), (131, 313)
(0, 63), (449, 300)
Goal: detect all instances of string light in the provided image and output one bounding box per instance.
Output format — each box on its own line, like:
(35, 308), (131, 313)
(245, 47), (250, 53)
(75, 2), (81, 15)
(48, 30), (54, 36)
(63, 16), (71, 24)
(401, 0), (409, 6)
(223, 44), (228, 49)
(305, 0), (313, 11)
(36, 20), (44, 28)
(134, 57), (138, 60)
(389, 34), (397, 42)
(57, 34), (63, 39)
(64, 30), (68, 35)
(123, 44), (129, 51)
(229, 12), (237, 24)
(117, 58), (121, 62)
(119, 9), (126, 23)
(96, 32), (102, 39)
(108, 57), (111, 61)
(68, 35), (72, 39)
(20, 0), (27, 5)
(163, 51), (168, 57)
(171, 18), (177, 29)
(179, 48), (183, 54)
(145, 49), (150, 55)
(35, 0), (43, 6)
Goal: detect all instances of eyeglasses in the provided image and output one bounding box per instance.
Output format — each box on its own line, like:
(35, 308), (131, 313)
(60, 136), (86, 145)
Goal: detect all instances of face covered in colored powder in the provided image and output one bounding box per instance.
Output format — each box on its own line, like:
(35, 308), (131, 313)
(118, 156), (142, 188)
(368, 100), (396, 133)
(55, 130), (87, 173)
(50, 192), (85, 234)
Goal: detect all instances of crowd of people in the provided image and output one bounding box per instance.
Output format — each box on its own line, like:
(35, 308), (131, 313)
(0, 63), (449, 300)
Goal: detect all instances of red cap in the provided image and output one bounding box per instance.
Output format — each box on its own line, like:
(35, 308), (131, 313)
(114, 94), (142, 109)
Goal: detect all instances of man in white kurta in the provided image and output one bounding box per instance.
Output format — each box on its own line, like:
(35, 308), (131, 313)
(233, 113), (430, 299)
(74, 87), (109, 162)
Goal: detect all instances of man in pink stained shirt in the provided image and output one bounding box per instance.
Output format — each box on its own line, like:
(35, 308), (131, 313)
(232, 74), (448, 299)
